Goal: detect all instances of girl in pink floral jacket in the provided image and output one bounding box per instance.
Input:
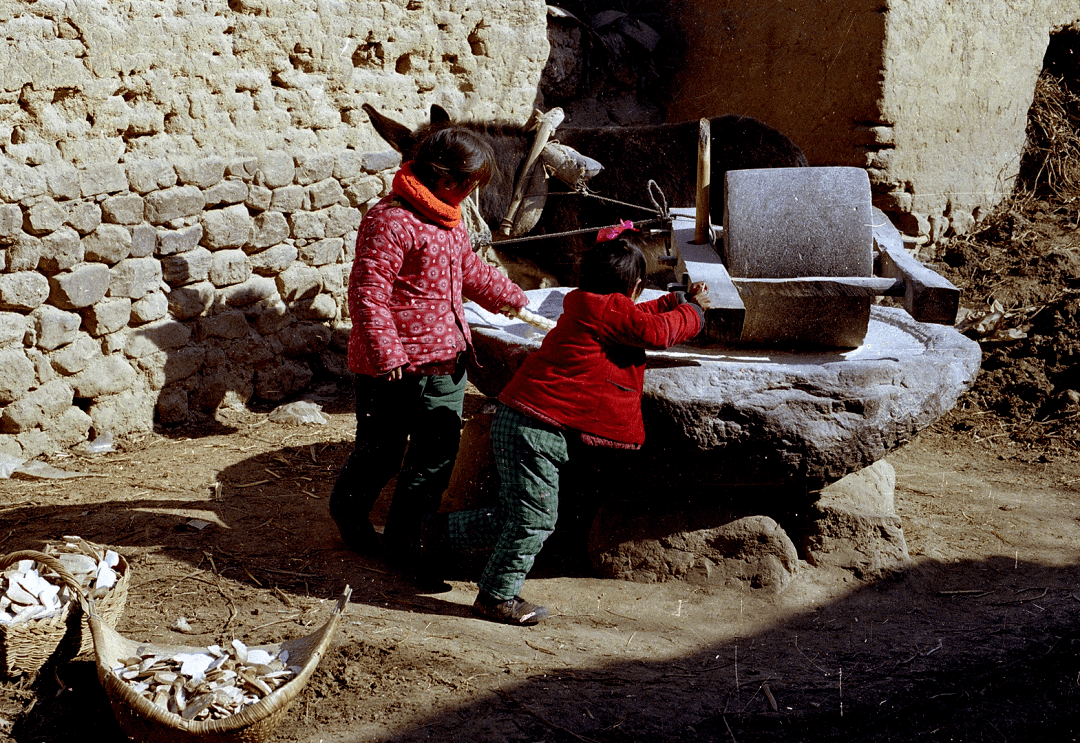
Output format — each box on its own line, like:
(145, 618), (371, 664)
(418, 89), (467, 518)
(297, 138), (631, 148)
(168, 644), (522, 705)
(330, 126), (527, 569)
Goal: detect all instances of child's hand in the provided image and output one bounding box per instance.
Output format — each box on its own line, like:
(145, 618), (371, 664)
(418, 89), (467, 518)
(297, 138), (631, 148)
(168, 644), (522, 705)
(687, 281), (711, 309)
(384, 365), (406, 381)
(498, 305), (517, 317)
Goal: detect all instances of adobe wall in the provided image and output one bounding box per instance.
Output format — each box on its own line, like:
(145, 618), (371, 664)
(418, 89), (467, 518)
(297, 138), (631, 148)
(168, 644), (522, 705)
(665, 0), (1080, 244)
(0, 0), (547, 460)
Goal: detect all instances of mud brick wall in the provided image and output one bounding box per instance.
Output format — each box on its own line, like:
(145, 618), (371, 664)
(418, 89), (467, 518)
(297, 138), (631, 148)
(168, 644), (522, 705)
(0, 0), (547, 460)
(664, 0), (1080, 245)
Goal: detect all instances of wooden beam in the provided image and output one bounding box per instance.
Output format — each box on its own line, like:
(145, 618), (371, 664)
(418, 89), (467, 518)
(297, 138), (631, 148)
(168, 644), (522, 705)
(877, 245), (960, 325)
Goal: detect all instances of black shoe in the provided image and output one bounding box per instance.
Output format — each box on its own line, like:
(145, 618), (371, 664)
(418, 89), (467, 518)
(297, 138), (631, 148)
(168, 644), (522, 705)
(332, 515), (382, 557)
(472, 592), (549, 625)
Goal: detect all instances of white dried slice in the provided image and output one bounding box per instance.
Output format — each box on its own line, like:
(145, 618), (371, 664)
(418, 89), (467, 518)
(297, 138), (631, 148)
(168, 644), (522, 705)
(175, 652), (214, 680)
(152, 687), (171, 709)
(230, 639), (248, 663)
(103, 550), (120, 568)
(57, 552), (97, 575)
(95, 563), (118, 590)
(246, 648), (273, 665)
(153, 671), (178, 684)
(5, 582), (37, 606)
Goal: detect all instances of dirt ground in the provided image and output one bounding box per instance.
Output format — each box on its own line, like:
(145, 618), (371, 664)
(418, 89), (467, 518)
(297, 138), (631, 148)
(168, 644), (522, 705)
(2, 194), (1080, 742)
(3, 86), (1080, 742)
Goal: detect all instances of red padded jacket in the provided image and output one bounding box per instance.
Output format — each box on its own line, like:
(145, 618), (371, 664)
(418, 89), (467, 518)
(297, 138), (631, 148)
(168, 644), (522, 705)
(347, 194), (527, 376)
(499, 289), (703, 447)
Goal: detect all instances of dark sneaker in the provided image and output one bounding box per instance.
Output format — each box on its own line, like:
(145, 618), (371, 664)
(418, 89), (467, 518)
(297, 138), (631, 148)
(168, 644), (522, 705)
(332, 515), (382, 557)
(472, 592), (549, 625)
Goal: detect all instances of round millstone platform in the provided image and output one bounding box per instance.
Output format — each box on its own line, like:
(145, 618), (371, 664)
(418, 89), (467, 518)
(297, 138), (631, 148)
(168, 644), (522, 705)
(461, 288), (981, 587)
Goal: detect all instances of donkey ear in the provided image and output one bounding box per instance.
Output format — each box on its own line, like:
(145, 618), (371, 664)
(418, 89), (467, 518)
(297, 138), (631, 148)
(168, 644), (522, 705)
(362, 103), (415, 153)
(430, 104), (451, 125)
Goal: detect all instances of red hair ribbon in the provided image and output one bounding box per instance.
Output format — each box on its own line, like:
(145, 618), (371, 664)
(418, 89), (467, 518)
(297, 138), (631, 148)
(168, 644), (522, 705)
(595, 219), (638, 243)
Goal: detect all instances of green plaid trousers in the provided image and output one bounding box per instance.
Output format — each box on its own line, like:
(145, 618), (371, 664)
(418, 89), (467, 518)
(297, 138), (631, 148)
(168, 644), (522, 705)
(448, 404), (568, 601)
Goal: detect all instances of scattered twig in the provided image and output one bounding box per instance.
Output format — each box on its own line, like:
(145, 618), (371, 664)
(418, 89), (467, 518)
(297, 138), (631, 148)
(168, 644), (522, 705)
(495, 690), (601, 743)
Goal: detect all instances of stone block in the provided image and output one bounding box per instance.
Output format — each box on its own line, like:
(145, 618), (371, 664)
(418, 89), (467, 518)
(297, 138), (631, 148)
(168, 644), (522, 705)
(201, 204), (254, 249)
(295, 293), (338, 321)
(8, 233), (41, 272)
(203, 178), (248, 206)
(101, 193), (145, 225)
(48, 262), (111, 310)
(227, 159), (258, 179)
(334, 151), (365, 180)
(46, 406), (93, 449)
(145, 185), (206, 224)
(163, 345), (207, 385)
(271, 185), (304, 212)
(48, 334), (100, 375)
(83, 223), (133, 264)
(361, 151), (401, 172)
(209, 249), (252, 287)
(305, 178), (344, 210)
(294, 152), (335, 185)
(0, 312), (30, 346)
(299, 237), (343, 266)
(254, 359), (313, 402)
(131, 290), (169, 324)
(124, 317), (192, 359)
(250, 243), (299, 276)
(343, 177), (382, 208)
(0, 379), (75, 433)
(26, 199), (67, 234)
(82, 297), (132, 336)
(0, 272), (50, 311)
(157, 386), (190, 425)
(87, 389), (155, 436)
(80, 163), (128, 198)
(40, 163), (82, 201)
(802, 459), (909, 579)
(175, 156), (227, 188)
(276, 264), (322, 301)
(252, 298), (292, 335)
(245, 184), (272, 211)
(167, 281), (215, 320)
(256, 151), (295, 188)
(0, 348), (36, 403)
(157, 224), (204, 256)
(31, 304), (81, 351)
(0, 158), (46, 202)
(216, 276), (278, 308)
(199, 309), (251, 339)
(109, 257), (163, 299)
(162, 247), (212, 286)
(40, 226), (84, 272)
(251, 211), (290, 250)
(129, 223), (156, 258)
(279, 321), (331, 357)
(289, 210), (326, 240)
(0, 205), (22, 240)
(589, 503), (800, 591)
(325, 205), (361, 239)
(65, 201), (102, 235)
(126, 159), (178, 194)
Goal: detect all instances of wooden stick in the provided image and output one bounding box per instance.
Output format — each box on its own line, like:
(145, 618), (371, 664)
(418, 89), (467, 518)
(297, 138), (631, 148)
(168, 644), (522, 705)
(498, 107), (564, 237)
(695, 118), (711, 244)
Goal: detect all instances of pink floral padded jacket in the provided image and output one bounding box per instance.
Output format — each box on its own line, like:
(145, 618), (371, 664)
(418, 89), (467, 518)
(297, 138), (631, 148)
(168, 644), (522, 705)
(347, 195), (527, 377)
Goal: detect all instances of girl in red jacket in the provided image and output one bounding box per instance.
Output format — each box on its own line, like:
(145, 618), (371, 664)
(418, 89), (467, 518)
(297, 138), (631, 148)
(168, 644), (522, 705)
(330, 126), (528, 566)
(436, 226), (705, 624)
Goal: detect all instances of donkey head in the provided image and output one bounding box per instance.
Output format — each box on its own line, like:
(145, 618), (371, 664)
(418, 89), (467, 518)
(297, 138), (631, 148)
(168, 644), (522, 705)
(362, 103), (453, 158)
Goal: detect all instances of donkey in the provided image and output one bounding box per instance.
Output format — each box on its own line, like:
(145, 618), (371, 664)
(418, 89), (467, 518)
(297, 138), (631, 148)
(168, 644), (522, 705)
(362, 103), (808, 287)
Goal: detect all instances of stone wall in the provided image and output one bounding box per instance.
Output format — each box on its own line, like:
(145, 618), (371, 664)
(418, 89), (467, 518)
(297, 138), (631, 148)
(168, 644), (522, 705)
(664, 0), (1080, 244)
(0, 0), (547, 460)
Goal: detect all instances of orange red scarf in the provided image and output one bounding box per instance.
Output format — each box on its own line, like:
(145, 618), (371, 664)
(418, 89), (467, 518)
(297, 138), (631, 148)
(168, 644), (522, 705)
(392, 162), (461, 229)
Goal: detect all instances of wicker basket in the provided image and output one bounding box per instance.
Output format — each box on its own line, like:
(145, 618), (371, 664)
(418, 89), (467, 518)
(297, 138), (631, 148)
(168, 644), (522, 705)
(0, 550), (82, 678)
(0, 546), (131, 678)
(89, 586), (351, 743)
(44, 540), (131, 657)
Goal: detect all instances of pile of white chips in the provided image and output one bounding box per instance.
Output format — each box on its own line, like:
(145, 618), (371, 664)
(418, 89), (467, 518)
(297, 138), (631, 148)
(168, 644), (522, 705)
(111, 639), (301, 721)
(0, 537), (122, 625)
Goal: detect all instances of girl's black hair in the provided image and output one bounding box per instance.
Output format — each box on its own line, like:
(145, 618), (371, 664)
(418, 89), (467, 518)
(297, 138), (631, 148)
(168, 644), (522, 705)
(577, 237), (647, 295)
(411, 126), (497, 192)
